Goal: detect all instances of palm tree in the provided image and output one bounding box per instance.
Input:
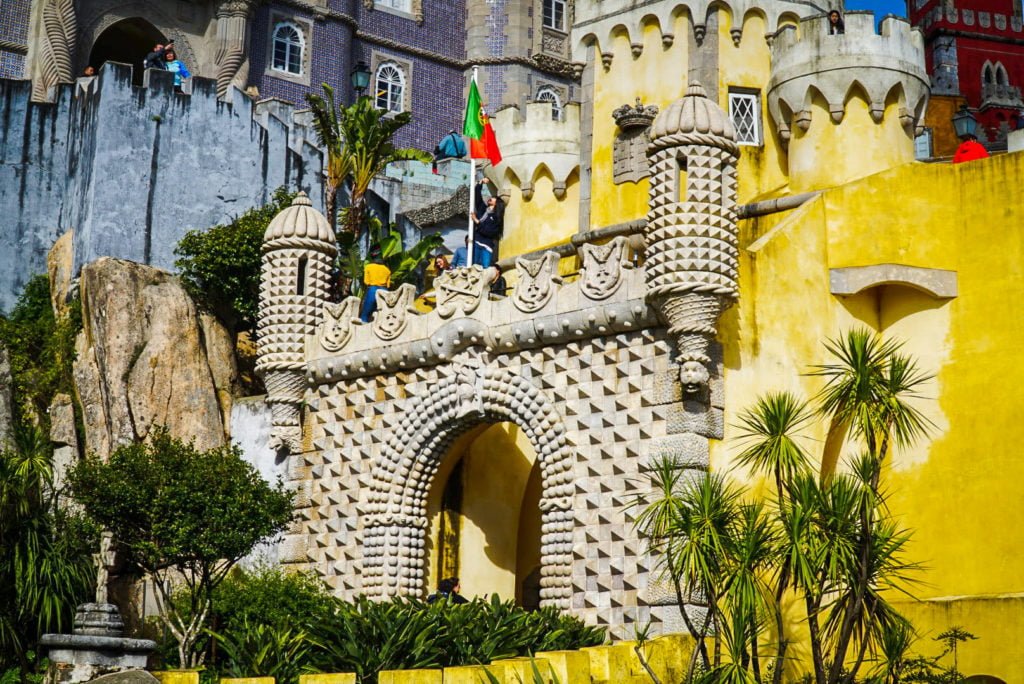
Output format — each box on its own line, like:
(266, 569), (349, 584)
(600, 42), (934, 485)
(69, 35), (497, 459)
(335, 216), (443, 298)
(810, 330), (931, 683)
(0, 427), (96, 677)
(306, 85), (431, 233)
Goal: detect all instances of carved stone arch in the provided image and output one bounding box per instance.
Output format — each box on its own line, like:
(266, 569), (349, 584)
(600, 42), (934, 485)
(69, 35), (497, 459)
(361, 363), (575, 608)
(78, 2), (196, 75)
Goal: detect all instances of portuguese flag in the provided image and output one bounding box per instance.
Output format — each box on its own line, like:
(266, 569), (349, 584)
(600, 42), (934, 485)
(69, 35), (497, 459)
(463, 80), (502, 166)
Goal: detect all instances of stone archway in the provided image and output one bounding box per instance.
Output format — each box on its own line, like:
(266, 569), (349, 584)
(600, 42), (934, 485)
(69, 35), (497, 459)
(361, 361), (575, 610)
(87, 17), (166, 83)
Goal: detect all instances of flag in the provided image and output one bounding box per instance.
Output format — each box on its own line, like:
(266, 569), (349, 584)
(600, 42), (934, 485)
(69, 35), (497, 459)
(462, 80), (503, 166)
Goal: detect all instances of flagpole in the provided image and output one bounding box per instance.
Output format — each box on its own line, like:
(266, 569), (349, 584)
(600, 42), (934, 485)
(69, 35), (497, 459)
(467, 66), (478, 267)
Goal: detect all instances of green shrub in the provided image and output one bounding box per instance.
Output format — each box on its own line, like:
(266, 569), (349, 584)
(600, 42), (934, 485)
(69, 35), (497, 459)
(174, 188), (298, 336)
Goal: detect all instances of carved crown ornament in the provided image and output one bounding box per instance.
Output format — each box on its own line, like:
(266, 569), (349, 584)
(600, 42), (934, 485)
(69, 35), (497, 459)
(612, 99), (659, 131)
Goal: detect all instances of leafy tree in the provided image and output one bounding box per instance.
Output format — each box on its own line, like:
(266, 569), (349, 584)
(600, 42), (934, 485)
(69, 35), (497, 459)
(0, 275), (81, 434)
(634, 330), (932, 684)
(0, 427), (97, 678)
(305, 85), (431, 233)
(67, 428), (294, 668)
(336, 216), (444, 298)
(174, 188), (298, 337)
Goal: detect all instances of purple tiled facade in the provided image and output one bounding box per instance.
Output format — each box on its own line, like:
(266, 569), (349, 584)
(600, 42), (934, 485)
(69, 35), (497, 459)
(0, 0), (30, 79)
(251, 0), (467, 152)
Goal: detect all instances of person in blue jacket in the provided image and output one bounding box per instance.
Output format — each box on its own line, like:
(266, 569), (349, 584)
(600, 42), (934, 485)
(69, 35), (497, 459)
(471, 178), (504, 268)
(163, 48), (190, 93)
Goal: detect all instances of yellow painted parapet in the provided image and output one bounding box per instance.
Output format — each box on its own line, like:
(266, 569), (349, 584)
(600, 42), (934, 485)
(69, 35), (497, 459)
(372, 634), (695, 683)
(154, 672), (200, 684)
(220, 679), (276, 684)
(299, 675), (357, 684)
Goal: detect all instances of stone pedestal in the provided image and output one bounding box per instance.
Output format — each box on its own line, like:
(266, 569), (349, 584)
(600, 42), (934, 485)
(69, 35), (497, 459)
(40, 603), (156, 684)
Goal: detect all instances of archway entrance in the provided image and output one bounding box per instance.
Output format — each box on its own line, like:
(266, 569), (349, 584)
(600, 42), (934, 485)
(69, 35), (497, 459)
(88, 18), (166, 84)
(425, 422), (544, 608)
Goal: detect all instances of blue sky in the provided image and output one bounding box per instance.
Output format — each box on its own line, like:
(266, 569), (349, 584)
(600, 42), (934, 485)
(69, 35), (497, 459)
(845, 0), (908, 19)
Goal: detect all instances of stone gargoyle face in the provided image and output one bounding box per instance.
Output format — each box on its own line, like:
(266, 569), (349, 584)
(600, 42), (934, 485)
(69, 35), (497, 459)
(679, 360), (710, 394)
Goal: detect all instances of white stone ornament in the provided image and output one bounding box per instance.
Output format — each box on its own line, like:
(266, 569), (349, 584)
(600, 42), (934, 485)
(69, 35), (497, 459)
(579, 236), (632, 300)
(513, 252), (562, 313)
(372, 284), (417, 341)
(318, 296), (360, 352)
(435, 266), (489, 318)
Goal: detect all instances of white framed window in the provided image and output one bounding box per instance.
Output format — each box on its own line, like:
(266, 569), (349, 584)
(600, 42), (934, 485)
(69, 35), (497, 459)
(914, 128), (933, 160)
(377, 0), (412, 11)
(535, 86), (563, 121)
(375, 62), (406, 113)
(728, 90), (762, 146)
(543, 0), (567, 31)
(271, 22), (304, 75)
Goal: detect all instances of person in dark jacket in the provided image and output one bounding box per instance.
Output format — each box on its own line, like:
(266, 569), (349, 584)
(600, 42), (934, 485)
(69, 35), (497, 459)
(426, 577), (468, 604)
(144, 42), (171, 71)
(471, 178), (504, 268)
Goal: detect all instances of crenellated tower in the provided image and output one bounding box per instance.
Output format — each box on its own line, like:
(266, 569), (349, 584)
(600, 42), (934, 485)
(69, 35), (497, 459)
(768, 12), (929, 191)
(256, 193), (336, 455)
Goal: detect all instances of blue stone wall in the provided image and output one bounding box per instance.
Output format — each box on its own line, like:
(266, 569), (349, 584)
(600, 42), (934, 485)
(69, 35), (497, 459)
(0, 62), (324, 313)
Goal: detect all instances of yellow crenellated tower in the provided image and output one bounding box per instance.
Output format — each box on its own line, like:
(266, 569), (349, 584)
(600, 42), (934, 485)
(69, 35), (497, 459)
(487, 101), (582, 258)
(767, 12), (930, 192)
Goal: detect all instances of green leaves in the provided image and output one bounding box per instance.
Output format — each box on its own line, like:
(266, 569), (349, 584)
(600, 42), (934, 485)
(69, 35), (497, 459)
(335, 215), (444, 298)
(174, 188), (298, 336)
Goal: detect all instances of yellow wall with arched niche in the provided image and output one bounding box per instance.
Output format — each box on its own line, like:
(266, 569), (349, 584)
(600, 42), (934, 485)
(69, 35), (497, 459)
(499, 169), (580, 259)
(714, 151), (1024, 681)
(588, 16), (689, 229)
(424, 422), (542, 602)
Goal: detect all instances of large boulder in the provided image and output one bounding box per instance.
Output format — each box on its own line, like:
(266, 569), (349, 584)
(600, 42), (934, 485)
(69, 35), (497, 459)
(48, 230), (75, 318)
(73, 258), (235, 458)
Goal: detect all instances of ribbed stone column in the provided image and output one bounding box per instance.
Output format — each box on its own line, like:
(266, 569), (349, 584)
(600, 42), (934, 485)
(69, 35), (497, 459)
(214, 0), (256, 100)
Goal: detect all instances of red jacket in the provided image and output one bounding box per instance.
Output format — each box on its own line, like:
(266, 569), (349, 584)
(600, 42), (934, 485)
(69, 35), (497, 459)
(953, 140), (989, 164)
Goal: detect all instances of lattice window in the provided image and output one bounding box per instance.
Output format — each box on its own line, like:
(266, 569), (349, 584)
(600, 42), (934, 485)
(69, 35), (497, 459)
(375, 62), (406, 113)
(377, 0), (412, 11)
(728, 90), (762, 146)
(536, 86), (563, 121)
(543, 0), (567, 31)
(272, 22), (304, 75)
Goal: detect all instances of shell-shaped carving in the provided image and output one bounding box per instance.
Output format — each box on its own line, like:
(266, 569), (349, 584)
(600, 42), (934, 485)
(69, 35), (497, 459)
(650, 81), (736, 143)
(263, 192), (336, 247)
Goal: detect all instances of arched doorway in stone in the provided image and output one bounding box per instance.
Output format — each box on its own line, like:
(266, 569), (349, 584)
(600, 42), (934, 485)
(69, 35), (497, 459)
(362, 362), (575, 610)
(88, 18), (167, 84)
(423, 421), (545, 609)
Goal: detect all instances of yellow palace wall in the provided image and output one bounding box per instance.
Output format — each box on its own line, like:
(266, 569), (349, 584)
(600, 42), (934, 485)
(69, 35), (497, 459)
(715, 151), (1024, 678)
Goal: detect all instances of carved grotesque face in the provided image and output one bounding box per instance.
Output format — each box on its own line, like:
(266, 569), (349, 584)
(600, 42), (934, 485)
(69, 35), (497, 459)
(590, 258), (616, 293)
(679, 361), (710, 394)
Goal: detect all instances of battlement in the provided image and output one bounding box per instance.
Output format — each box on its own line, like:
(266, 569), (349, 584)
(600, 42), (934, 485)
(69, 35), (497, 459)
(917, 4), (1024, 36)
(490, 101), (581, 199)
(767, 11), (928, 141)
(0, 61), (323, 312)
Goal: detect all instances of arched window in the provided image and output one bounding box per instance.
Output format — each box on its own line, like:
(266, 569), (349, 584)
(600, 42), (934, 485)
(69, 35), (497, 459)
(543, 0), (567, 31)
(996, 63), (1009, 86)
(375, 62), (405, 113)
(983, 63), (995, 84)
(272, 22), (304, 75)
(535, 86), (563, 121)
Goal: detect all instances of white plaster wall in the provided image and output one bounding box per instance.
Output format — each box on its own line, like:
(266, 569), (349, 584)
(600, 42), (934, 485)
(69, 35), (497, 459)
(231, 395), (287, 567)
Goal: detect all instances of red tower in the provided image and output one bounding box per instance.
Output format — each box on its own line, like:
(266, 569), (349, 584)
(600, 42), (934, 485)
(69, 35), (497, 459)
(910, 0), (1024, 156)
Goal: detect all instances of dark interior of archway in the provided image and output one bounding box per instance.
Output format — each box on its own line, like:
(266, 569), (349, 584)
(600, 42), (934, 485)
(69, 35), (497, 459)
(88, 18), (167, 85)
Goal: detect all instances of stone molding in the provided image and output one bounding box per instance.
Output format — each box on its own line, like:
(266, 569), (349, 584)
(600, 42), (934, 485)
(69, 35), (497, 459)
(829, 264), (958, 299)
(308, 251), (655, 384)
(767, 13), (929, 143)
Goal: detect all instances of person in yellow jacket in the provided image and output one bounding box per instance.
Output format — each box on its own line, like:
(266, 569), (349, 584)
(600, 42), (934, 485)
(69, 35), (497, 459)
(360, 249), (391, 322)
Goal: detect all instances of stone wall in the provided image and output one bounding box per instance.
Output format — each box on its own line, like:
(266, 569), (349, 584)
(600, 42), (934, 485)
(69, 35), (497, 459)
(0, 62), (323, 312)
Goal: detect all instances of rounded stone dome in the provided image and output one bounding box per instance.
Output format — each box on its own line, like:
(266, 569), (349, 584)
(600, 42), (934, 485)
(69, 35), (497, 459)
(263, 192), (335, 245)
(650, 81), (736, 142)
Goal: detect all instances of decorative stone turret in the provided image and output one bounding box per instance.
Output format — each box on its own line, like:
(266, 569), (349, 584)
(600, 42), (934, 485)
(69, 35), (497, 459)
(256, 192), (336, 454)
(767, 12), (929, 191)
(645, 81), (739, 394)
(489, 102), (580, 201)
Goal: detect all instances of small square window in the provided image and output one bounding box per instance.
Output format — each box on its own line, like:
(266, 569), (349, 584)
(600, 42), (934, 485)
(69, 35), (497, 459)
(543, 0), (567, 31)
(377, 0), (412, 13)
(728, 90), (762, 146)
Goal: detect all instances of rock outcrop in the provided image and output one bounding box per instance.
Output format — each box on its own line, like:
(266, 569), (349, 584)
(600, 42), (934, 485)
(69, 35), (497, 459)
(0, 343), (13, 449)
(73, 258), (236, 458)
(48, 231), (75, 318)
